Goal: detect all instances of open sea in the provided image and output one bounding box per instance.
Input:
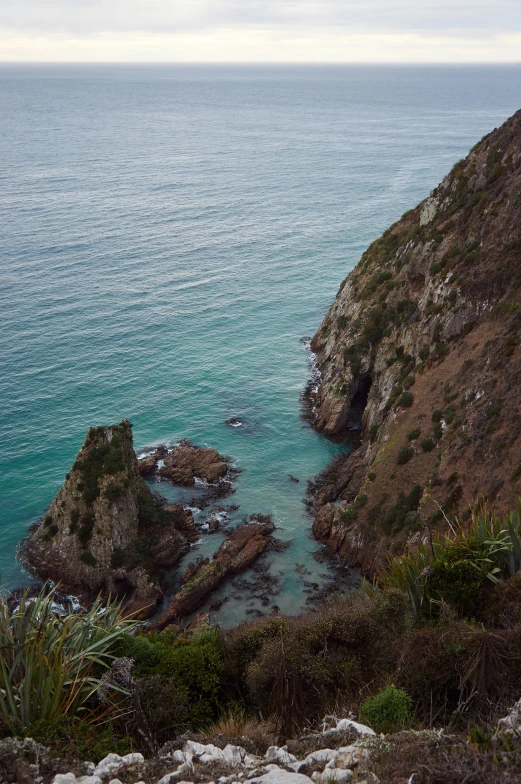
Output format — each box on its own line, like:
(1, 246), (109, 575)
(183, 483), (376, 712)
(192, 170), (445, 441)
(1, 64), (521, 624)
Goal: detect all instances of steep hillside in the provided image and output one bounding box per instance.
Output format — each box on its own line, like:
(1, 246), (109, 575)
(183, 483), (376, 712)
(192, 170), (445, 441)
(310, 109), (521, 574)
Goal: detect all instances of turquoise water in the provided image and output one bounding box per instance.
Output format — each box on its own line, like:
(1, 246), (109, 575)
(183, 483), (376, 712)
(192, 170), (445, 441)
(2, 65), (521, 624)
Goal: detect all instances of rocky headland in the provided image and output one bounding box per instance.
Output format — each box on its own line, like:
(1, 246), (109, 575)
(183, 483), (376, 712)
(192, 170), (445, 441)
(308, 108), (521, 575)
(20, 423), (270, 621)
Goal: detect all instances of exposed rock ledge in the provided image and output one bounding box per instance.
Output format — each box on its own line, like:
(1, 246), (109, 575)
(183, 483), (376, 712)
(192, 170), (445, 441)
(151, 515), (275, 630)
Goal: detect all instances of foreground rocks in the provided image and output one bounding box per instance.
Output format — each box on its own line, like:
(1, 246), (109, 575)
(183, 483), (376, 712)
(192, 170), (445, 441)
(307, 108), (521, 574)
(151, 516), (275, 629)
(1, 717), (378, 784)
(6, 706), (521, 783)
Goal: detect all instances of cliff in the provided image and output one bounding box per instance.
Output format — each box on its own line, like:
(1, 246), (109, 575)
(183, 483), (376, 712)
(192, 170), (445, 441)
(22, 420), (189, 617)
(310, 109), (521, 574)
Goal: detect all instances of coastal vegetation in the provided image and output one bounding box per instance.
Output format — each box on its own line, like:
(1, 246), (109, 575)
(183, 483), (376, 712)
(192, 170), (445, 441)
(4, 504), (521, 781)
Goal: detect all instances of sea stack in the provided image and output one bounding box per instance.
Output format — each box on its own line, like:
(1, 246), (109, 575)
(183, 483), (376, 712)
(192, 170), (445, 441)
(21, 420), (188, 617)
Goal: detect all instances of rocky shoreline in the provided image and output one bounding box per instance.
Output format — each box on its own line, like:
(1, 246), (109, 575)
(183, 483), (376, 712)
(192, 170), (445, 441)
(19, 425), (281, 624)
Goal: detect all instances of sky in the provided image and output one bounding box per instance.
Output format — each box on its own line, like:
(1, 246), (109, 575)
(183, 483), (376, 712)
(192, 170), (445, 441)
(1, 1), (521, 63)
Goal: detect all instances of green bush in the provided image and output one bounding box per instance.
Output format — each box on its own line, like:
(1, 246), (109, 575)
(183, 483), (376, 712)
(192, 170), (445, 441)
(105, 482), (125, 502)
(111, 547), (125, 568)
(80, 551), (97, 567)
(408, 428), (421, 441)
(397, 446), (414, 465)
(432, 409), (442, 423)
(29, 716), (134, 760)
(359, 685), (413, 734)
(397, 391), (414, 408)
(421, 438), (435, 452)
(228, 592), (410, 736)
(78, 512), (95, 544)
(115, 629), (226, 731)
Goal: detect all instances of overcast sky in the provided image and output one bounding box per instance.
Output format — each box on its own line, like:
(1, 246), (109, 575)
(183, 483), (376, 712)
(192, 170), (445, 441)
(1, 1), (521, 62)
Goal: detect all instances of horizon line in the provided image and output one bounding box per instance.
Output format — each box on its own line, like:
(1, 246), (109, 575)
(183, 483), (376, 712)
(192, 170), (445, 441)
(1, 60), (520, 66)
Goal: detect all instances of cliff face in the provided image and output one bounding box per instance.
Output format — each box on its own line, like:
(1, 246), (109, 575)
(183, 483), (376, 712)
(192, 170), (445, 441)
(310, 109), (521, 574)
(22, 420), (188, 616)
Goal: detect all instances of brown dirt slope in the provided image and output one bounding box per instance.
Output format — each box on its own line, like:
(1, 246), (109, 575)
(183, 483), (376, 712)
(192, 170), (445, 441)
(310, 108), (521, 575)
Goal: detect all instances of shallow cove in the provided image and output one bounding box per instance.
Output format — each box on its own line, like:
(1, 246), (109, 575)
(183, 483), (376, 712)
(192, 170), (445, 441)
(2, 66), (521, 622)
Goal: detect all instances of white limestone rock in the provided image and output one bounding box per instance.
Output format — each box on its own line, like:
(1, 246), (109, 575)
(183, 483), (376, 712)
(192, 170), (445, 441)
(247, 770), (314, 783)
(334, 719), (376, 736)
(265, 745), (298, 766)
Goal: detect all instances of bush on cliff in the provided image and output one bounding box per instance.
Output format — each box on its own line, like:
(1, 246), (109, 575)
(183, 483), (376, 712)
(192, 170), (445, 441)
(379, 503), (521, 620)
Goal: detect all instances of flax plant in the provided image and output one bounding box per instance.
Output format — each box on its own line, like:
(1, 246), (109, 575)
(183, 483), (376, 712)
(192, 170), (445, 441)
(0, 587), (134, 726)
(367, 503), (521, 618)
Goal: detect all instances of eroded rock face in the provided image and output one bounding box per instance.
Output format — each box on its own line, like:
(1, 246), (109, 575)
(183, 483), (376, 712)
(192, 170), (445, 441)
(21, 421), (189, 617)
(151, 517), (275, 629)
(138, 441), (229, 486)
(308, 108), (521, 574)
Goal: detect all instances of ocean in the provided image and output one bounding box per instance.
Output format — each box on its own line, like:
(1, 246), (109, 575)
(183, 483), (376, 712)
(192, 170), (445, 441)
(1, 64), (521, 624)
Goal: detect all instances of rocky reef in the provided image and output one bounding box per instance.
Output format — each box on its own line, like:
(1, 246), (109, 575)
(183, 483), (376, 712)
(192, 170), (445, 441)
(20, 422), (276, 622)
(309, 109), (521, 573)
(151, 515), (275, 630)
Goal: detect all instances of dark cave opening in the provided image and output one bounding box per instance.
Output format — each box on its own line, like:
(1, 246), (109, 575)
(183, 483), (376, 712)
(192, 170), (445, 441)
(346, 374), (372, 433)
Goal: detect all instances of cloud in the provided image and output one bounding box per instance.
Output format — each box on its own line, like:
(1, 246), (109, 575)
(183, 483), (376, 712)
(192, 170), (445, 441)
(1, 1), (520, 62)
(2, 0), (521, 36)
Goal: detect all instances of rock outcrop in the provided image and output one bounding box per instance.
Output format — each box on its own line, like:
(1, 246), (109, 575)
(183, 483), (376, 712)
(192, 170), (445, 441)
(21, 421), (189, 617)
(309, 109), (521, 573)
(151, 516), (275, 629)
(138, 441), (230, 486)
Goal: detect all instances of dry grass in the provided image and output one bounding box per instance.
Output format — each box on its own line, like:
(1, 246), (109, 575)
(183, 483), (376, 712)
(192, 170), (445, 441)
(203, 711), (276, 753)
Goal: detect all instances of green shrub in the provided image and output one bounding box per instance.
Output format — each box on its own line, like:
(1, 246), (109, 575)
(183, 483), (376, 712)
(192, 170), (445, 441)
(43, 524), (59, 541)
(111, 547), (125, 568)
(408, 428), (421, 441)
(397, 392), (414, 408)
(359, 685), (413, 734)
(432, 409), (442, 423)
(397, 446), (414, 465)
(105, 482), (125, 502)
(78, 512), (95, 545)
(381, 485), (423, 535)
(369, 424), (379, 442)
(29, 716), (134, 760)
(229, 592), (410, 736)
(368, 472), (376, 481)
(421, 438), (435, 452)
(80, 552), (97, 567)
(340, 507), (358, 523)
(433, 422), (443, 439)
(116, 629), (226, 731)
